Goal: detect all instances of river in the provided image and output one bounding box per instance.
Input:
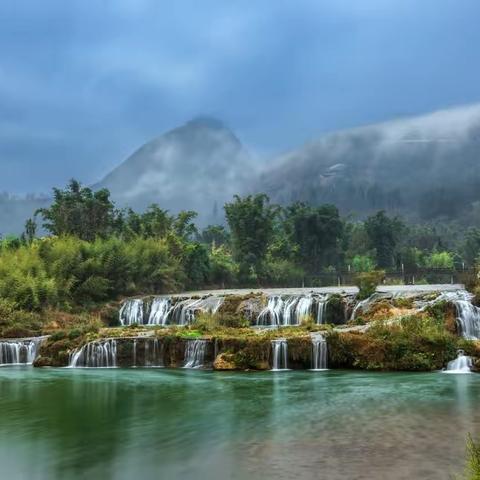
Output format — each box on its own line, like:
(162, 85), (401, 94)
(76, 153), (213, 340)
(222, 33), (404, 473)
(0, 367), (478, 479)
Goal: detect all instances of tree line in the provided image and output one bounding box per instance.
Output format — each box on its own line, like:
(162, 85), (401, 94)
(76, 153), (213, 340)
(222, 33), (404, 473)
(0, 179), (479, 311)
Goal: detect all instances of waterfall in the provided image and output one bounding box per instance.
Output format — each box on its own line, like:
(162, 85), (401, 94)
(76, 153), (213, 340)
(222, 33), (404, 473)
(69, 339), (117, 368)
(316, 297), (328, 324)
(257, 295), (318, 326)
(454, 300), (480, 340)
(350, 293), (382, 321)
(119, 295), (224, 327)
(311, 333), (328, 370)
(145, 338), (164, 367)
(147, 297), (172, 325)
(0, 338), (44, 366)
(296, 296), (314, 324)
(257, 296), (285, 326)
(119, 299), (144, 326)
(430, 290), (480, 340)
(183, 340), (208, 368)
(444, 350), (473, 374)
(271, 339), (288, 370)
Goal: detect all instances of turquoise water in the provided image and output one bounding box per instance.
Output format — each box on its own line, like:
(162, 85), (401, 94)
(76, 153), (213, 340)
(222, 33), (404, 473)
(0, 367), (479, 479)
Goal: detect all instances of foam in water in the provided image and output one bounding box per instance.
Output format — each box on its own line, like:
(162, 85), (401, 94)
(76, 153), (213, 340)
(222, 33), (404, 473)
(183, 340), (208, 368)
(0, 338), (44, 366)
(443, 350), (473, 374)
(69, 339), (117, 368)
(311, 333), (328, 371)
(271, 339), (288, 370)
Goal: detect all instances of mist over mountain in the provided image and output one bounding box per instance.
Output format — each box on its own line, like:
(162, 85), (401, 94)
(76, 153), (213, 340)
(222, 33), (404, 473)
(2, 104), (480, 237)
(257, 104), (480, 222)
(94, 117), (255, 225)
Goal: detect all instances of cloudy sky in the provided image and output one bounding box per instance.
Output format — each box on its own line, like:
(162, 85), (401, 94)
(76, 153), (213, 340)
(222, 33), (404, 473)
(1, 0), (480, 193)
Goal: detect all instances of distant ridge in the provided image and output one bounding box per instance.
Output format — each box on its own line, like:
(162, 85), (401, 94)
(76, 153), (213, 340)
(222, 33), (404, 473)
(256, 103), (480, 221)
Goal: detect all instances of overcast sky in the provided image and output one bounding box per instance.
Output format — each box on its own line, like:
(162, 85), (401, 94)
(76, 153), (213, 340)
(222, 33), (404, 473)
(1, 0), (480, 193)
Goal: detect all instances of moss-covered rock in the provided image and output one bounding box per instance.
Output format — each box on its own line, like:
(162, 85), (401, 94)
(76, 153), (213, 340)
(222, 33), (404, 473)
(325, 294), (347, 325)
(213, 352), (237, 370)
(327, 315), (459, 371)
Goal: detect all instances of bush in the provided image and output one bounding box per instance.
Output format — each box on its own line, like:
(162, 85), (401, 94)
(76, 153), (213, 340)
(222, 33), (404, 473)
(196, 312), (250, 331)
(458, 435), (480, 480)
(328, 314), (458, 371)
(354, 270), (385, 300)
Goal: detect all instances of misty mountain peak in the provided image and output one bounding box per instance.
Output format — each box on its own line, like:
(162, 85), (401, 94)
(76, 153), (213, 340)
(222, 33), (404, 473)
(95, 118), (253, 224)
(186, 116), (227, 130)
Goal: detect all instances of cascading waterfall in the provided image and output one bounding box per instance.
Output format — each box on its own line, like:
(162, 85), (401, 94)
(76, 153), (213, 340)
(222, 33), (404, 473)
(316, 297), (328, 324)
(350, 293), (383, 321)
(69, 339), (117, 368)
(257, 296), (285, 326)
(429, 290), (480, 340)
(271, 339), (288, 370)
(145, 338), (164, 367)
(183, 340), (208, 369)
(454, 300), (480, 340)
(311, 333), (328, 371)
(257, 295), (325, 327)
(0, 338), (44, 366)
(147, 298), (172, 325)
(119, 299), (144, 326)
(444, 350), (473, 374)
(119, 296), (224, 326)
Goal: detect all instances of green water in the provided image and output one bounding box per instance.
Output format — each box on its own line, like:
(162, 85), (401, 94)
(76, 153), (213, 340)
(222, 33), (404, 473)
(0, 368), (479, 480)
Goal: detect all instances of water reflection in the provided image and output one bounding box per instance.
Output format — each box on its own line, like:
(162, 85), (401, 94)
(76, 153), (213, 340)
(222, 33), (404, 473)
(0, 368), (479, 479)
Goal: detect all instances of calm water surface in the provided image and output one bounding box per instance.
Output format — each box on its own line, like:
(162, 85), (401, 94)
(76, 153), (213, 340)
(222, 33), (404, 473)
(0, 367), (478, 480)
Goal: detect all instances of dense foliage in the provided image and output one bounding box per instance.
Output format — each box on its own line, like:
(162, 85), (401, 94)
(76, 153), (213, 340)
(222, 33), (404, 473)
(0, 179), (477, 315)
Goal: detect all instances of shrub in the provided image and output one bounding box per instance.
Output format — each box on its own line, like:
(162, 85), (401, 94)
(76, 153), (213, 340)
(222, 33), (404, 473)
(458, 435), (480, 480)
(354, 270), (385, 300)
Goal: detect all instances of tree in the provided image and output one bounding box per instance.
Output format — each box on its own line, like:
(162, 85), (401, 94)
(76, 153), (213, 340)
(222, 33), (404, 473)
(224, 194), (277, 280)
(119, 205), (173, 239)
(283, 202), (344, 274)
(36, 179), (117, 241)
(365, 211), (404, 269)
(199, 225), (229, 247)
(173, 211), (198, 241)
(24, 218), (37, 243)
(462, 228), (480, 267)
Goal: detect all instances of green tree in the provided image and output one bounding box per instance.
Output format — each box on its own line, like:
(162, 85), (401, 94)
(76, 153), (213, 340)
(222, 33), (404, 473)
(424, 251), (454, 269)
(224, 194), (278, 281)
(36, 179), (117, 241)
(24, 218), (37, 243)
(199, 225), (229, 247)
(283, 202), (344, 273)
(365, 211), (404, 269)
(462, 228), (480, 267)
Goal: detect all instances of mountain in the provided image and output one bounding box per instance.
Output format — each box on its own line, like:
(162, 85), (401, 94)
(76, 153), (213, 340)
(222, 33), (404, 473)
(257, 104), (480, 222)
(94, 117), (254, 224)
